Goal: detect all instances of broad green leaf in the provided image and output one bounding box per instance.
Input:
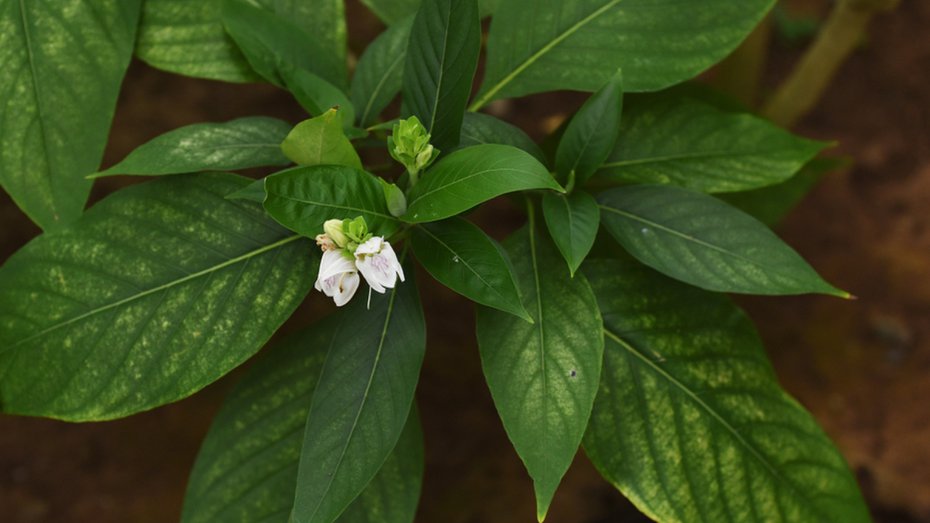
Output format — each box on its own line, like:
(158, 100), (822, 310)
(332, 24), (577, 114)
(597, 184), (846, 296)
(458, 113), (547, 165)
(722, 157), (842, 226)
(281, 110), (362, 169)
(583, 260), (870, 523)
(91, 117), (292, 178)
(403, 144), (563, 223)
(472, 0), (773, 108)
(596, 93), (826, 193)
(0, 0), (141, 230)
(475, 224), (603, 520)
(182, 322), (424, 523)
(222, 0), (346, 90)
(351, 17), (414, 127)
(287, 68), (356, 125)
(225, 178), (267, 203)
(293, 272), (426, 523)
(411, 218), (530, 321)
(402, 0), (481, 153)
(361, 0), (499, 25)
(541, 191), (599, 276)
(555, 70), (623, 185)
(136, 0), (259, 83)
(264, 165), (401, 238)
(0, 173), (315, 420)
(267, 0), (347, 68)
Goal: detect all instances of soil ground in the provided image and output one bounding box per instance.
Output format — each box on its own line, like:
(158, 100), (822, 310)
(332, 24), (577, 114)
(1, 1), (928, 522)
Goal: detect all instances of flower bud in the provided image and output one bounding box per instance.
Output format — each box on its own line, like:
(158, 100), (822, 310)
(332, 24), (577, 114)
(388, 116), (439, 178)
(323, 219), (348, 248)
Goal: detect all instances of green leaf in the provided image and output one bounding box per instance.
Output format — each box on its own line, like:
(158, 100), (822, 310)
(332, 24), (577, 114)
(287, 68), (356, 125)
(555, 70), (623, 185)
(351, 17), (413, 127)
(281, 110), (362, 169)
(596, 93), (827, 193)
(267, 0), (347, 69)
(411, 218), (530, 321)
(293, 273), (426, 523)
(721, 157), (842, 226)
(136, 0), (259, 83)
(541, 191), (599, 276)
(380, 179), (408, 217)
(222, 0), (346, 90)
(402, 0), (481, 153)
(0, 173), (315, 420)
(91, 117), (292, 178)
(0, 0), (141, 230)
(181, 322), (424, 523)
(597, 184), (846, 296)
(475, 223), (604, 520)
(458, 113), (547, 165)
(225, 178), (267, 203)
(472, 0), (773, 108)
(403, 144), (563, 223)
(583, 259), (870, 523)
(263, 165), (401, 238)
(361, 0), (499, 25)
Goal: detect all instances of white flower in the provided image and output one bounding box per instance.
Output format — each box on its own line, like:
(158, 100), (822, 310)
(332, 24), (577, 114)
(315, 249), (360, 306)
(355, 236), (405, 294)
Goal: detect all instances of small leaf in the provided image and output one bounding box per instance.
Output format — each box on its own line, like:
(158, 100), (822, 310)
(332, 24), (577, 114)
(222, 0), (345, 90)
(351, 17), (414, 127)
(598, 184), (847, 296)
(293, 272), (426, 523)
(264, 165), (401, 238)
(583, 259), (871, 523)
(541, 191), (600, 276)
(181, 322), (424, 523)
(458, 112), (547, 165)
(402, 0), (481, 152)
(0, 173), (315, 420)
(1, 0), (142, 230)
(280, 110), (362, 169)
(411, 218), (530, 321)
(380, 179), (408, 217)
(472, 0), (772, 108)
(475, 224), (604, 520)
(596, 92), (827, 193)
(555, 70), (623, 185)
(403, 144), (563, 223)
(91, 117), (292, 178)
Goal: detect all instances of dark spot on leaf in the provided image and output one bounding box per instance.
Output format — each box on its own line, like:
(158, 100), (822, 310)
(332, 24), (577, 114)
(570, 369), (577, 378)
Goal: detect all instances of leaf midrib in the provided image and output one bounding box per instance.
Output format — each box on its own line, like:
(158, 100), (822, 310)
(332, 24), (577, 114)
(469, 0), (623, 110)
(304, 285), (400, 522)
(1, 235), (302, 353)
(408, 166), (551, 210)
(600, 148), (806, 170)
(603, 328), (830, 520)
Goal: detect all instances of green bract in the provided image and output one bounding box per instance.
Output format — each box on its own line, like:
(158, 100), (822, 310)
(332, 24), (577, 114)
(0, 1), (871, 522)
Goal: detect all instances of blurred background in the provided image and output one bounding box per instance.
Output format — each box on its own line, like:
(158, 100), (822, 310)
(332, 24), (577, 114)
(1, 0), (927, 521)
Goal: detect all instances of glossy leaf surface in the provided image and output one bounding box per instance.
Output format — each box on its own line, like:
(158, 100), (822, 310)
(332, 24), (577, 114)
(0, 0), (141, 230)
(541, 191), (600, 276)
(404, 145), (562, 223)
(0, 174), (315, 420)
(475, 225), (603, 520)
(411, 218), (530, 321)
(351, 17), (414, 127)
(473, 0), (772, 107)
(361, 0), (499, 25)
(597, 93), (826, 193)
(598, 185), (846, 296)
(182, 323), (423, 523)
(281, 110), (362, 169)
(263, 165), (400, 238)
(402, 0), (480, 152)
(293, 273), (426, 523)
(555, 71), (623, 185)
(458, 113), (547, 165)
(583, 260), (870, 523)
(92, 117), (292, 178)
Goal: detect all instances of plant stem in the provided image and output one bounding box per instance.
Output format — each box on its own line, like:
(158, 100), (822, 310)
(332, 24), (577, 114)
(762, 0), (899, 128)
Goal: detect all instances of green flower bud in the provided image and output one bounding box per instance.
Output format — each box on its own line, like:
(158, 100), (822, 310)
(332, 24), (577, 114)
(342, 216), (373, 248)
(323, 218), (348, 248)
(388, 116), (440, 183)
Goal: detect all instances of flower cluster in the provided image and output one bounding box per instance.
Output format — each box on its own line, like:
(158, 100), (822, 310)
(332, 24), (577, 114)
(387, 116), (439, 183)
(314, 217), (404, 306)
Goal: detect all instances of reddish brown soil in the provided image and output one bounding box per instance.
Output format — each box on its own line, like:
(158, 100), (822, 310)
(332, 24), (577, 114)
(1, 1), (928, 522)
